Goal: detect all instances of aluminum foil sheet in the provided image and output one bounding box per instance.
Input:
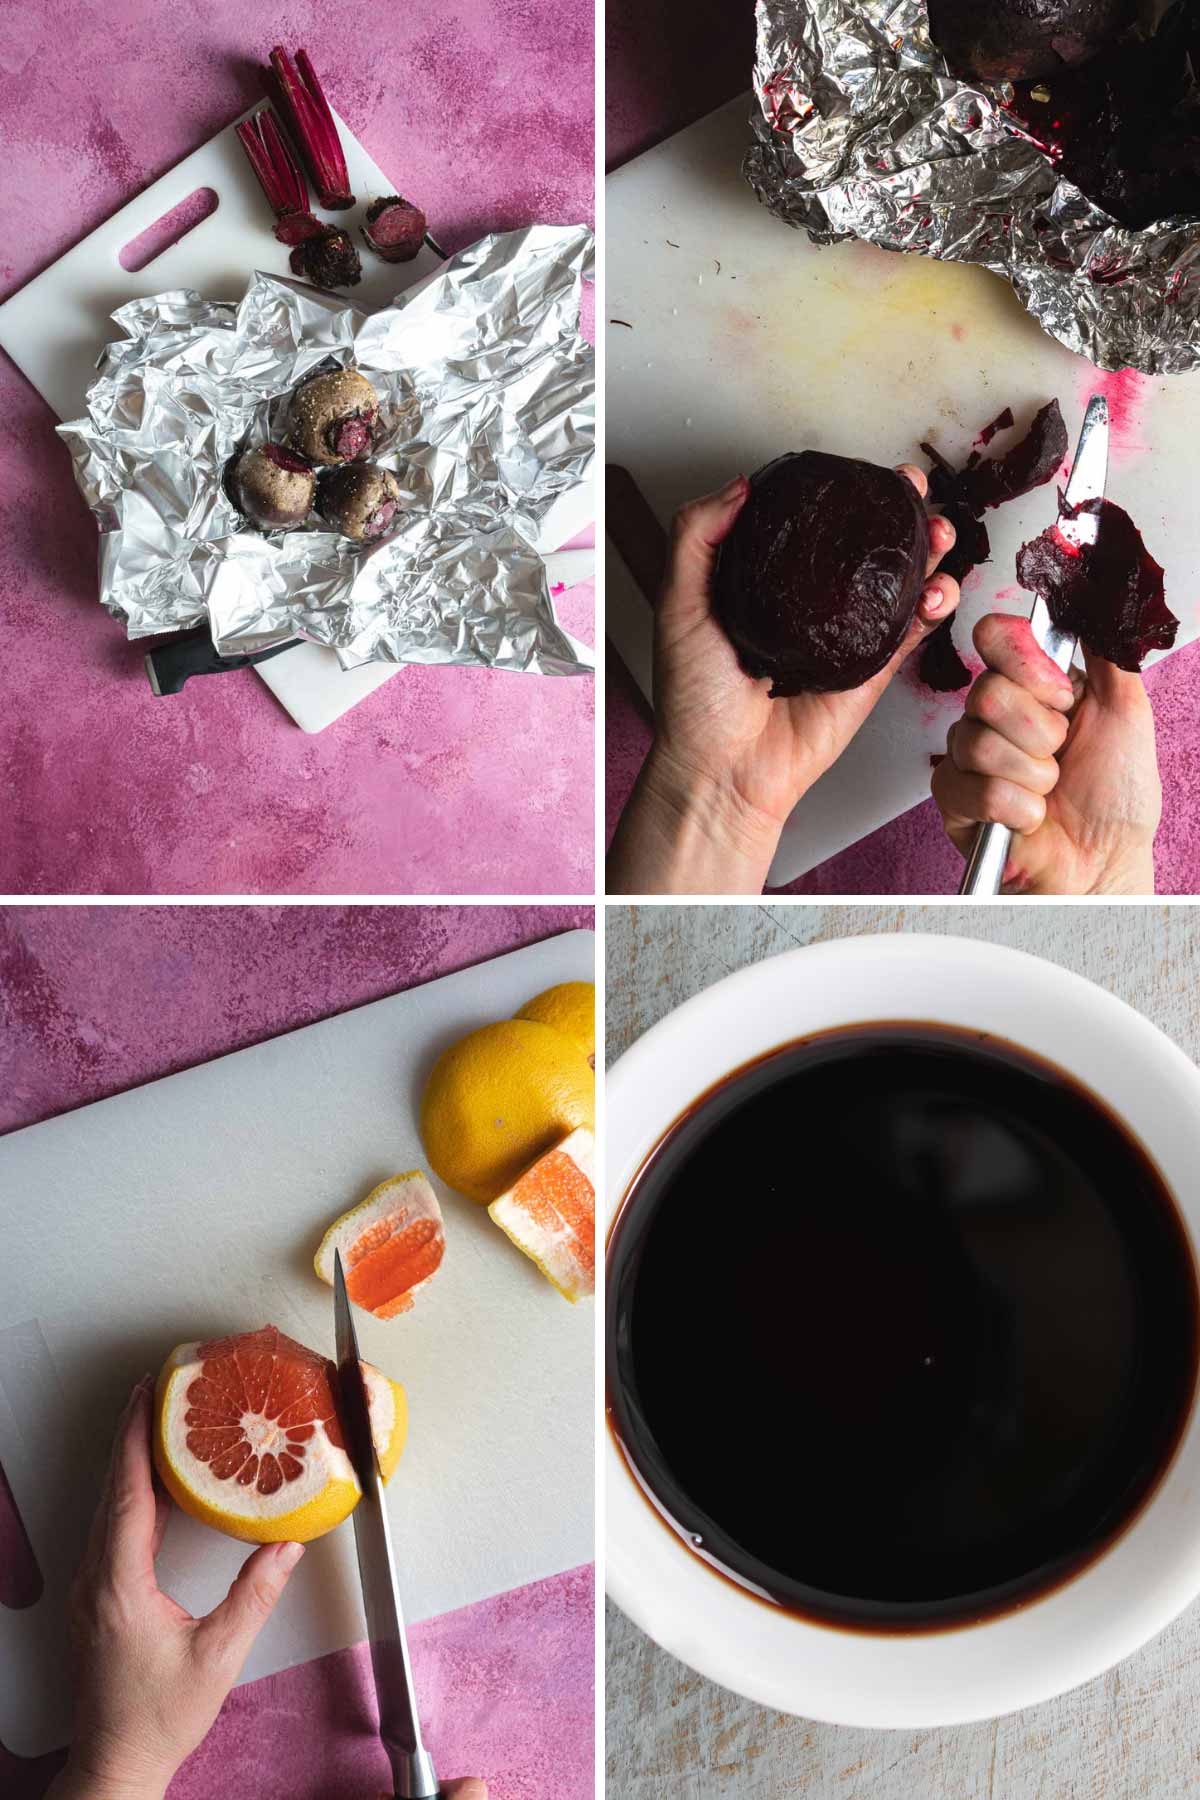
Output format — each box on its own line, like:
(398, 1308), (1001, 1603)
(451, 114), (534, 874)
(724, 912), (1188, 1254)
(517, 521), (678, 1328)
(58, 224), (595, 673)
(745, 0), (1200, 373)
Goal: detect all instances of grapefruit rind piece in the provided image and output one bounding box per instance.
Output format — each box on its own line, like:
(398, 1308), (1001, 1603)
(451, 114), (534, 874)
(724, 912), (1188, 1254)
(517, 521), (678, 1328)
(153, 1326), (406, 1545)
(420, 1018), (595, 1206)
(314, 1171), (445, 1319)
(488, 1127), (596, 1302)
(514, 981), (596, 1069)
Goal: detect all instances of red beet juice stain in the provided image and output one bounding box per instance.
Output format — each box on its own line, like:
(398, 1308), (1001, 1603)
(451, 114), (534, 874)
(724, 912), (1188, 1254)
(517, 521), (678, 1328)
(1085, 367), (1149, 456)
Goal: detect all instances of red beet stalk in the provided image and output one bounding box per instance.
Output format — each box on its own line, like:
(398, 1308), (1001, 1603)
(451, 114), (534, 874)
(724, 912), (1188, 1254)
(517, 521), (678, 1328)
(235, 108), (309, 220)
(270, 46), (354, 210)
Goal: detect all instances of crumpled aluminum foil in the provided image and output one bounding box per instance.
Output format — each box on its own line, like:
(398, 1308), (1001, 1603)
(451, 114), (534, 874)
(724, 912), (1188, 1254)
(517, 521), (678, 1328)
(58, 224), (594, 673)
(745, 0), (1200, 373)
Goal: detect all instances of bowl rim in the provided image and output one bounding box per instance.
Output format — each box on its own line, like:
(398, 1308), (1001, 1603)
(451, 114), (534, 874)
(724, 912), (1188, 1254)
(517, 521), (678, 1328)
(605, 931), (1200, 1727)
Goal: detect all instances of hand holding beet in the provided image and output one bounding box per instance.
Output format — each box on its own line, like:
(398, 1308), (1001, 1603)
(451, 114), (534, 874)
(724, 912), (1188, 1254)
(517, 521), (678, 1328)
(607, 465), (961, 895)
(932, 615), (1160, 895)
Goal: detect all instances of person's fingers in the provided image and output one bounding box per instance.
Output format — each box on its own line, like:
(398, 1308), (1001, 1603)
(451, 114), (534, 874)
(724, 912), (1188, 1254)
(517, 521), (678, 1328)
(932, 758), (1049, 836)
(100, 1377), (159, 1590)
(660, 477), (750, 626)
(925, 511), (956, 577)
(193, 1542), (305, 1675)
(948, 717), (1061, 797)
(441, 1783), (488, 1799)
(150, 1480), (171, 1562)
(963, 673), (1071, 760)
(1078, 643), (1152, 713)
(973, 614), (1076, 711)
(896, 463), (929, 501)
(881, 572), (961, 679)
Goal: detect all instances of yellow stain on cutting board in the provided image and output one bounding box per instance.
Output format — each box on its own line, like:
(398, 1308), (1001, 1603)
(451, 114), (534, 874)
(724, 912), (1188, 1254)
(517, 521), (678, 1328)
(725, 241), (1043, 376)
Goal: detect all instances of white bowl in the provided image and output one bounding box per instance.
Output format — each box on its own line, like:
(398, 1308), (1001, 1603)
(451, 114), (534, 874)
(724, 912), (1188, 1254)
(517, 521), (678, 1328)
(605, 933), (1200, 1728)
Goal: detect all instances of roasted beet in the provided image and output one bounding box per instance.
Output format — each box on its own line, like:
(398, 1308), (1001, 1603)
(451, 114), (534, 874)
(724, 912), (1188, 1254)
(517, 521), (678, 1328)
(928, 0), (1138, 83)
(288, 369), (378, 467)
(227, 443), (316, 530)
(288, 224), (362, 289)
(1006, 2), (1200, 230)
(363, 196), (427, 264)
(1016, 497), (1177, 671)
(317, 462), (402, 541)
(714, 452), (929, 696)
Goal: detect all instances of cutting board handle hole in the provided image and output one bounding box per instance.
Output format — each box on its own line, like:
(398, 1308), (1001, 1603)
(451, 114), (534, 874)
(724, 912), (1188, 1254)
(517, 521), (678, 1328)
(119, 188), (219, 274)
(0, 1461), (42, 1610)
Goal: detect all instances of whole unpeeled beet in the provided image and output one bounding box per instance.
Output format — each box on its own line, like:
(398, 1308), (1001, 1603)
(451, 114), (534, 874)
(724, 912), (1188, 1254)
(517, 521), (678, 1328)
(928, 0), (1137, 81)
(714, 452), (929, 696)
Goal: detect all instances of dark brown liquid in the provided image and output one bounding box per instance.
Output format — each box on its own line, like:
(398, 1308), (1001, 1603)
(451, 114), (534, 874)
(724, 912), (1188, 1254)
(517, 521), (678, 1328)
(607, 1024), (1199, 1632)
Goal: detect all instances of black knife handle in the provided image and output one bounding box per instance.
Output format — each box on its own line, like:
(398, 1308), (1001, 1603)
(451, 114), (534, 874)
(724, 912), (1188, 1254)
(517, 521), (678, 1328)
(144, 627), (299, 696)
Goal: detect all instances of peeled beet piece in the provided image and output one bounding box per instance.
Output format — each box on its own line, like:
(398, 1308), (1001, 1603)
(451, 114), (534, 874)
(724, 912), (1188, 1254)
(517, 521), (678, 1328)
(1016, 498), (1177, 672)
(916, 400), (1064, 692)
(714, 452), (929, 696)
(955, 400), (1068, 513)
(928, 0), (1138, 83)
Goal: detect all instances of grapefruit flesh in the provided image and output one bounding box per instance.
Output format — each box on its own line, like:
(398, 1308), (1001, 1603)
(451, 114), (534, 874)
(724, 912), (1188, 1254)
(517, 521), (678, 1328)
(314, 1172), (445, 1319)
(154, 1325), (406, 1544)
(488, 1127), (595, 1301)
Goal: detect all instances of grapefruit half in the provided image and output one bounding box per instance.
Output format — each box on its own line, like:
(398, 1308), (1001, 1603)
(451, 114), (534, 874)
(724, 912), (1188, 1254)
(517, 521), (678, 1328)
(154, 1325), (406, 1544)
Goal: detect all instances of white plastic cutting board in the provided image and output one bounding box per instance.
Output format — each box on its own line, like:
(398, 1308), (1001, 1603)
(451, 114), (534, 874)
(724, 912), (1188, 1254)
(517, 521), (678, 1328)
(0, 105), (596, 732)
(607, 96), (1200, 887)
(0, 929), (594, 1758)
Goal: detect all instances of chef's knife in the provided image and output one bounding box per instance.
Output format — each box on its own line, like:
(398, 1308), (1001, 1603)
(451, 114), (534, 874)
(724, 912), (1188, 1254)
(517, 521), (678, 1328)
(958, 393), (1109, 896)
(334, 1249), (443, 1799)
(144, 629), (300, 695)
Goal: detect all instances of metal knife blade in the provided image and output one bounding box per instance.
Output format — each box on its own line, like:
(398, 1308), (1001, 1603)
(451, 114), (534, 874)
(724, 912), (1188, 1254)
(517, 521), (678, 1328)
(958, 393), (1109, 896)
(334, 1250), (441, 1799)
(1028, 392), (1109, 674)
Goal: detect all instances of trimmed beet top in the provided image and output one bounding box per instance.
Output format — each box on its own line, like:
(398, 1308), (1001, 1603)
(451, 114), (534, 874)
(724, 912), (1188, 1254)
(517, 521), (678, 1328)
(1016, 498), (1178, 671)
(928, 0), (1137, 83)
(714, 452), (929, 696)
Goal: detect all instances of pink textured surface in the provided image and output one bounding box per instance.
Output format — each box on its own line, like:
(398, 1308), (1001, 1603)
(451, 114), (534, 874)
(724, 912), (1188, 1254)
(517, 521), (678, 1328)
(604, 4), (1200, 895)
(0, 906), (594, 1794)
(0, 0), (594, 896)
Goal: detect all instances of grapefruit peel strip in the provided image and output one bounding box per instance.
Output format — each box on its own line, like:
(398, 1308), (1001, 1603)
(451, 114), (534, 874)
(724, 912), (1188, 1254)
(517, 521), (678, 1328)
(314, 1171), (445, 1319)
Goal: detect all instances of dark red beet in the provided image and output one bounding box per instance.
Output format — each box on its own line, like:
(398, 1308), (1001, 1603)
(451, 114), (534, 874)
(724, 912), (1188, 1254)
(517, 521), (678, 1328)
(363, 196), (427, 264)
(714, 452), (929, 696)
(289, 225), (362, 289)
(919, 617), (974, 691)
(977, 407), (1014, 449)
(1006, 3), (1200, 229)
(954, 400), (1068, 512)
(1016, 497), (1177, 671)
(928, 0), (1138, 83)
(274, 210), (325, 246)
(226, 443), (316, 530)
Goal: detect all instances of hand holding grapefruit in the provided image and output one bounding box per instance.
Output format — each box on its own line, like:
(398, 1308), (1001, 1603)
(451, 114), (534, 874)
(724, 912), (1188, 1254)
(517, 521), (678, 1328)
(153, 1325), (406, 1545)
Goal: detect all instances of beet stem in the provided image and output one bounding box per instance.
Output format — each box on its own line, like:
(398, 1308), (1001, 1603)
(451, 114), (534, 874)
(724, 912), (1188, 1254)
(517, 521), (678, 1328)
(235, 108), (309, 219)
(270, 46), (354, 210)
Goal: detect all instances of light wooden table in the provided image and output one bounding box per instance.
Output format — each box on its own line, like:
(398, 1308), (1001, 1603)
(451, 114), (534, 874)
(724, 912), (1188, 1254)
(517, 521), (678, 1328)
(606, 903), (1200, 1799)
